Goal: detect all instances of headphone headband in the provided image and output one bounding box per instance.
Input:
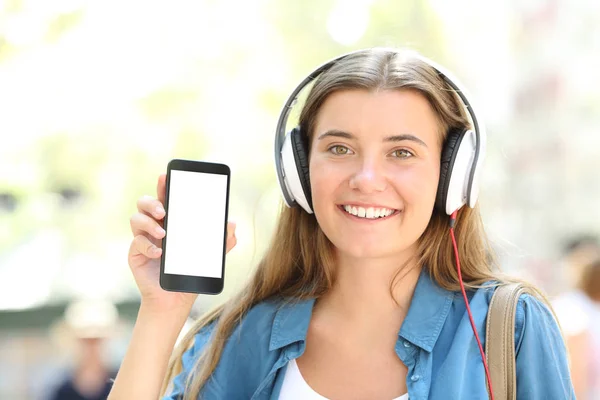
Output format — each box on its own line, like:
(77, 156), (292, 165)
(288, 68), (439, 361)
(274, 47), (486, 213)
(273, 57), (344, 208)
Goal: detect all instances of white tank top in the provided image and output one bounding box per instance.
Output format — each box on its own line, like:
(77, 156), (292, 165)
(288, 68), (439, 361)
(279, 358), (409, 400)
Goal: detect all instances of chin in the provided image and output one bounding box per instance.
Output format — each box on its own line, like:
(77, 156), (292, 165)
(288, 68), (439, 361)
(336, 240), (400, 260)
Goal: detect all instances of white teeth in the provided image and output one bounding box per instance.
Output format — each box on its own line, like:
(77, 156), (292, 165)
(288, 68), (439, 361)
(342, 205), (395, 219)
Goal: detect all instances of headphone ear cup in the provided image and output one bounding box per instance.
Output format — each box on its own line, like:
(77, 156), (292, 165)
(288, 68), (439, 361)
(290, 127), (313, 209)
(435, 129), (464, 214)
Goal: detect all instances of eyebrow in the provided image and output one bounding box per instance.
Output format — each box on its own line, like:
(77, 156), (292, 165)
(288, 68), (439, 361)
(317, 129), (428, 148)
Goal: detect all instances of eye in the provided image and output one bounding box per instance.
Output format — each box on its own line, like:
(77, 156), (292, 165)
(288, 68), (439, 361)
(328, 145), (352, 155)
(390, 149), (414, 159)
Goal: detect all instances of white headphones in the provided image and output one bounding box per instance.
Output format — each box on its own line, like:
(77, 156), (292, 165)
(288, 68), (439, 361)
(274, 48), (486, 216)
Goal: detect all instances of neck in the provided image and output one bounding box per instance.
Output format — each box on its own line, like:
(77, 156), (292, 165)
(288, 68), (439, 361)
(316, 249), (422, 335)
(76, 355), (107, 376)
(73, 359), (108, 396)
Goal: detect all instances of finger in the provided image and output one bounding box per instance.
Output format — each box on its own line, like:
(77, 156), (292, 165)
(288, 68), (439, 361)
(137, 195), (165, 220)
(157, 174), (166, 205)
(226, 234), (237, 254)
(226, 221), (236, 237)
(129, 212), (166, 240)
(130, 234), (162, 260)
(225, 221), (237, 253)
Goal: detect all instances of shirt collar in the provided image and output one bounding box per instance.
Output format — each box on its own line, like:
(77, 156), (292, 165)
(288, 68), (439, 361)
(399, 268), (454, 352)
(269, 297), (316, 351)
(269, 268), (454, 353)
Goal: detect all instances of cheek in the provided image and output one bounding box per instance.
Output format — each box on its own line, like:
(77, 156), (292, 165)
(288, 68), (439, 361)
(310, 160), (333, 202)
(396, 163), (440, 208)
(309, 158), (347, 216)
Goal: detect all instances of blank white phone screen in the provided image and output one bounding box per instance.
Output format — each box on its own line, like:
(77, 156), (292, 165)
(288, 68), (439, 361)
(163, 170), (228, 278)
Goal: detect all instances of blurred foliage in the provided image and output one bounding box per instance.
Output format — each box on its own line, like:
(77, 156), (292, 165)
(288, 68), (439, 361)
(4, 0), (23, 12)
(45, 9), (85, 42)
(138, 88), (200, 121)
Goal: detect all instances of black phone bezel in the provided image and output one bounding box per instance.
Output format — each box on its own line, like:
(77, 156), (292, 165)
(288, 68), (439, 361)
(159, 159), (230, 295)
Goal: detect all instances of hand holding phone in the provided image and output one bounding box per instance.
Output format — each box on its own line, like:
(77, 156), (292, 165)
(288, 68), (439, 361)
(127, 163), (236, 315)
(159, 159), (232, 294)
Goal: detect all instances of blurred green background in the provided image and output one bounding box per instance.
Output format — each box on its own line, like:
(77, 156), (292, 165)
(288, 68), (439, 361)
(1, 0), (599, 398)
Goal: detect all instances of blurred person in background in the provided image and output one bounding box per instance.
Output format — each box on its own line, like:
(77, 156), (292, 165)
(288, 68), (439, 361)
(109, 48), (574, 399)
(558, 235), (600, 289)
(553, 235), (600, 400)
(47, 299), (119, 400)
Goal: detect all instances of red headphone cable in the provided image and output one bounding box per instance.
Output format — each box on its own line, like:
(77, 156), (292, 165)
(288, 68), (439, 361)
(449, 210), (495, 400)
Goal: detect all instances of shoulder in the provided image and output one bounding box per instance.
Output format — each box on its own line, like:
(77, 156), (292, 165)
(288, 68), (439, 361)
(48, 378), (77, 400)
(501, 287), (575, 397)
(480, 283), (559, 349)
(221, 298), (283, 352)
(191, 297), (283, 355)
(170, 298), (288, 398)
(512, 290), (558, 353)
(466, 281), (561, 352)
(239, 298), (284, 332)
(482, 282), (568, 361)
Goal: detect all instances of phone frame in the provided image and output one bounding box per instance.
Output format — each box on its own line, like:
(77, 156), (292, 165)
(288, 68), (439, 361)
(159, 159), (231, 295)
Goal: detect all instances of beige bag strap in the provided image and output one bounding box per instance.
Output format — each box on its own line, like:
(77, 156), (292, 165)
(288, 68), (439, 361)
(485, 283), (535, 400)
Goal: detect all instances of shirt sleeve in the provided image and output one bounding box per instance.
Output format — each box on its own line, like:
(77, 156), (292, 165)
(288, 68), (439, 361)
(514, 293), (576, 400)
(162, 323), (216, 400)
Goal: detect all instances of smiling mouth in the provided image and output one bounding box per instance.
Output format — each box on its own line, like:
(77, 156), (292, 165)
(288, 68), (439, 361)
(338, 205), (400, 220)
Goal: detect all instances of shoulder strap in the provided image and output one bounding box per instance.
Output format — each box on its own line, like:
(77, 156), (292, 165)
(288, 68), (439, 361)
(485, 283), (535, 400)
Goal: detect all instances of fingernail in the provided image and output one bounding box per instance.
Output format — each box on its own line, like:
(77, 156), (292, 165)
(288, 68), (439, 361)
(155, 206), (164, 216)
(155, 227), (165, 235)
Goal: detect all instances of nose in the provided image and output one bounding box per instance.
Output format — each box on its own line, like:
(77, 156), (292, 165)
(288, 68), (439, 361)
(348, 159), (387, 193)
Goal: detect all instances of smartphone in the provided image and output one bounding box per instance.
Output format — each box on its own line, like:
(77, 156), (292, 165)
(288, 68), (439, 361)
(159, 159), (231, 294)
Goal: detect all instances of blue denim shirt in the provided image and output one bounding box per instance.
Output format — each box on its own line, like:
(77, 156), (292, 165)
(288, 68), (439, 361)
(165, 270), (574, 399)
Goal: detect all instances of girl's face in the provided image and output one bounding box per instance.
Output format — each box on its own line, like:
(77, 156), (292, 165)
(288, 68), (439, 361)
(309, 89), (442, 260)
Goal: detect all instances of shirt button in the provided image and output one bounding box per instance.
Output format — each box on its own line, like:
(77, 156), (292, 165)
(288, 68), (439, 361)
(410, 375), (420, 382)
(403, 341), (411, 348)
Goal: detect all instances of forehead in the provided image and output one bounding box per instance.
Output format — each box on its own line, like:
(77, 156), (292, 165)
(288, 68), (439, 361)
(313, 89), (442, 146)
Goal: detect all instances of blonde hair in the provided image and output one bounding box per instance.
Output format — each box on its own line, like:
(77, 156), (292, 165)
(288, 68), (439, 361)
(161, 48), (519, 399)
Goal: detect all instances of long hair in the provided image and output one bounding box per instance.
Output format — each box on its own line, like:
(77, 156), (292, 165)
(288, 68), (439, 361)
(161, 48), (513, 399)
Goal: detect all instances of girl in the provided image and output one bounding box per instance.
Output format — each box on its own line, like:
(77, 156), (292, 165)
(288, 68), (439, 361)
(109, 48), (574, 399)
